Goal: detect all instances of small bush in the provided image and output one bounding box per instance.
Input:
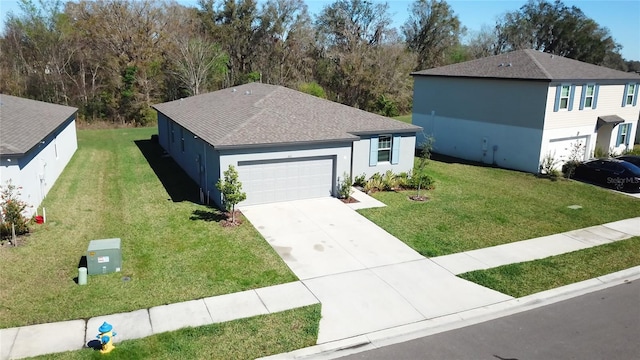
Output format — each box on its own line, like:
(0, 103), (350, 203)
(381, 170), (396, 191)
(562, 160), (581, 179)
(409, 171), (435, 190)
(539, 152), (560, 180)
(0, 180), (31, 239)
(337, 173), (353, 199)
(353, 173), (367, 187)
(395, 172), (411, 189)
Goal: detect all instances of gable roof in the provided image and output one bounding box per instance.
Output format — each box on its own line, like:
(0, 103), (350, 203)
(412, 49), (640, 82)
(0, 94), (77, 157)
(152, 83), (421, 149)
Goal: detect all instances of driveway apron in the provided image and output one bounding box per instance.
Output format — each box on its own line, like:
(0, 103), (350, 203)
(241, 198), (512, 344)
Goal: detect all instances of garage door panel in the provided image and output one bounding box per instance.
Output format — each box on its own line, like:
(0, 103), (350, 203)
(237, 157), (334, 206)
(548, 136), (588, 162)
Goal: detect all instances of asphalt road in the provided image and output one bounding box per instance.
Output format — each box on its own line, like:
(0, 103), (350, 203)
(339, 281), (640, 360)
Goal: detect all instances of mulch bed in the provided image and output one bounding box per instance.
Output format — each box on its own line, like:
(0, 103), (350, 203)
(339, 197), (359, 204)
(220, 210), (243, 227)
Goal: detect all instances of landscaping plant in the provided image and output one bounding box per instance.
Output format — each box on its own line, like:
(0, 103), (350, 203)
(0, 180), (30, 239)
(337, 172), (353, 199)
(216, 165), (247, 224)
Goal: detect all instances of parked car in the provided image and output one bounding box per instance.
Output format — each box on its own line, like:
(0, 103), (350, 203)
(573, 158), (640, 193)
(616, 155), (640, 168)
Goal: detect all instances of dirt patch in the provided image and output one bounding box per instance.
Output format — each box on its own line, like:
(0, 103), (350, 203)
(408, 195), (429, 202)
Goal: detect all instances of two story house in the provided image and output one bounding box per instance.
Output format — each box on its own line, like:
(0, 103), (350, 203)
(411, 49), (640, 173)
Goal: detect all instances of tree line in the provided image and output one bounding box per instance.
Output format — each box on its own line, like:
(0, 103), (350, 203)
(1, 0), (638, 125)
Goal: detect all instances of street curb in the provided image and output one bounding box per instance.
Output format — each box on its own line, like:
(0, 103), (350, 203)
(258, 265), (640, 360)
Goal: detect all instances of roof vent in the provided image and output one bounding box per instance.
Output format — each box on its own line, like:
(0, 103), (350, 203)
(244, 90), (252, 95)
(498, 63), (504, 67)
(507, 63), (512, 67)
(232, 88), (237, 92)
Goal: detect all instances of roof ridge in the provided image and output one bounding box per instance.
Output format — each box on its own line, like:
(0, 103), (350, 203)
(216, 84), (280, 145)
(524, 49), (553, 79)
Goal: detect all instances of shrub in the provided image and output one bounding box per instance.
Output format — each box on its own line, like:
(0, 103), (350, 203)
(215, 165), (246, 223)
(0, 180), (30, 239)
(364, 177), (384, 194)
(381, 170), (396, 191)
(395, 172), (411, 189)
(540, 152), (560, 180)
(562, 160), (581, 179)
(409, 171), (435, 190)
(337, 173), (353, 199)
(353, 173), (367, 187)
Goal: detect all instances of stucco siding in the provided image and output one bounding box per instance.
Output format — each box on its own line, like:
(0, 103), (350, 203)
(0, 117), (77, 215)
(352, 135), (416, 178)
(414, 113), (543, 173)
(412, 76), (548, 129)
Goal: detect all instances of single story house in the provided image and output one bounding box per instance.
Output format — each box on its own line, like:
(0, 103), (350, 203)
(0, 94), (78, 215)
(153, 83), (421, 207)
(412, 49), (640, 173)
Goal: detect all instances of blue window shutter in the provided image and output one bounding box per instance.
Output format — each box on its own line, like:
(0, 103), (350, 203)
(369, 137), (378, 166)
(633, 83), (639, 106)
(568, 85), (576, 111)
(622, 83), (630, 107)
(626, 124), (633, 146)
(579, 85), (586, 110)
(593, 85), (600, 109)
(616, 125), (624, 146)
(553, 85), (561, 112)
(391, 135), (401, 165)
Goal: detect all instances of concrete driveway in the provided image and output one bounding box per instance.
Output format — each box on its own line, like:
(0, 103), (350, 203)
(242, 198), (512, 343)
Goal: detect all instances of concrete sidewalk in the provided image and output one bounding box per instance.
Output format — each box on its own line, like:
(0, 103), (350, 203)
(432, 218), (640, 274)
(0, 281), (319, 360)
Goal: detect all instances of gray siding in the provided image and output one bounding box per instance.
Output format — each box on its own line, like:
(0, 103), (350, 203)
(412, 77), (549, 129)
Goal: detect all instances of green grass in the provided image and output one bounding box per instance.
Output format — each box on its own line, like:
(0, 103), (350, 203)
(460, 237), (640, 297)
(0, 128), (296, 328)
(359, 160), (640, 257)
(34, 304), (321, 360)
(393, 114), (412, 124)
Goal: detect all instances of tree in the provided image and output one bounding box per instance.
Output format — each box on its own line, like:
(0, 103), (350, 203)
(172, 37), (228, 96)
(495, 0), (623, 68)
(403, 0), (464, 70)
(412, 135), (434, 200)
(216, 165), (247, 223)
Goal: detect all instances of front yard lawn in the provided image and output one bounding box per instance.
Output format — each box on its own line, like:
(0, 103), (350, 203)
(359, 159), (640, 257)
(459, 237), (640, 297)
(0, 128), (297, 328)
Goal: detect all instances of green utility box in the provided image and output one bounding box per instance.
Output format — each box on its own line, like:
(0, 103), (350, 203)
(86, 238), (122, 275)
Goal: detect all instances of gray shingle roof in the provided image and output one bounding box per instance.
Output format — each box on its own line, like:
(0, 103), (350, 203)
(152, 83), (421, 148)
(412, 49), (640, 82)
(0, 94), (77, 156)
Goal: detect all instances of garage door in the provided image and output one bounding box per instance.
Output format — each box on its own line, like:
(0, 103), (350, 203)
(547, 136), (589, 162)
(237, 156), (334, 206)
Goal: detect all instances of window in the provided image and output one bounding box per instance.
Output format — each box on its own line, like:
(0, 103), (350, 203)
(554, 84), (575, 111)
(582, 84), (596, 109)
(616, 123), (632, 147)
(369, 135), (400, 166)
(377, 135), (392, 162)
(559, 85), (570, 109)
(624, 83), (638, 106)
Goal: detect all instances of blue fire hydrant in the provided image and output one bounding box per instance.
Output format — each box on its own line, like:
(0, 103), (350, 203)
(96, 321), (117, 354)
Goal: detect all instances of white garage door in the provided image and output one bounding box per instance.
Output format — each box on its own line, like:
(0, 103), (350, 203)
(237, 156), (334, 206)
(547, 136), (589, 162)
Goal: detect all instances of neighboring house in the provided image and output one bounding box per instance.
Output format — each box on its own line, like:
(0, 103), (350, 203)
(0, 94), (78, 215)
(412, 49), (640, 173)
(153, 83), (421, 207)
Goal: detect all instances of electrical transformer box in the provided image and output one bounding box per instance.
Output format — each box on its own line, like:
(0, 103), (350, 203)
(86, 238), (122, 275)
